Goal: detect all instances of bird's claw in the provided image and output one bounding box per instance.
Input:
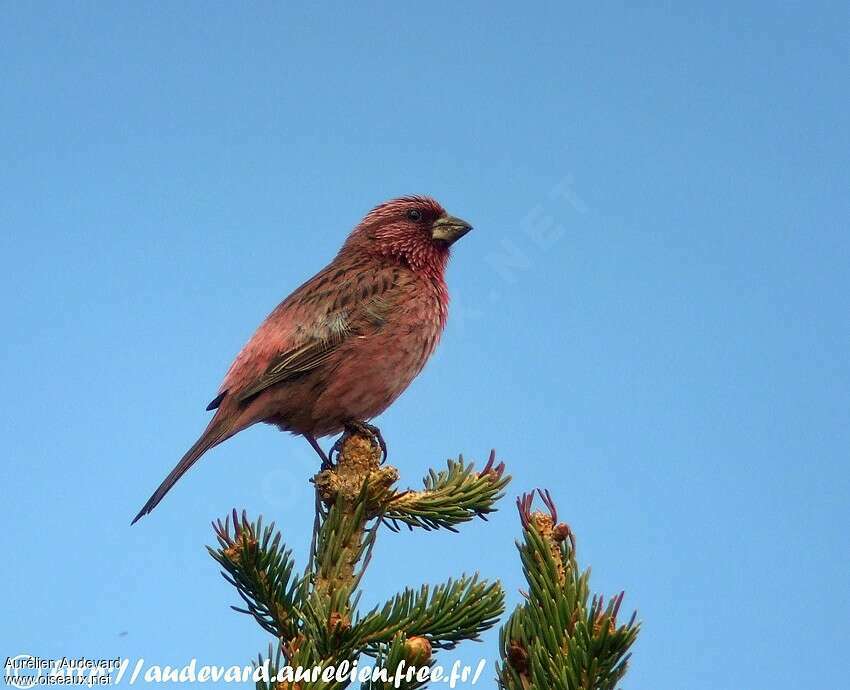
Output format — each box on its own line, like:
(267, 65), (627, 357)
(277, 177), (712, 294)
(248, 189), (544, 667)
(328, 435), (344, 467)
(354, 421), (388, 463)
(335, 421), (388, 464)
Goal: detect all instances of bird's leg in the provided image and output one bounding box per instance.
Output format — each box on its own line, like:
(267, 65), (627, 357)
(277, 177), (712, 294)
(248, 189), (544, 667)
(343, 420), (388, 463)
(305, 434), (333, 470)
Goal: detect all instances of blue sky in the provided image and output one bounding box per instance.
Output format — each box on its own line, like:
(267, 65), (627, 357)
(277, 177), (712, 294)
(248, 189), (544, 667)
(2, 3), (848, 689)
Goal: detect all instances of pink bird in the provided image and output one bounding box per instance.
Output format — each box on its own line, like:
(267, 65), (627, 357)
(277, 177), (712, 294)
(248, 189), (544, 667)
(132, 196), (472, 523)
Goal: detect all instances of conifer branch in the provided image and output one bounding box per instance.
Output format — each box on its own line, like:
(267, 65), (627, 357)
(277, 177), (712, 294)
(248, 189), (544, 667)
(352, 574), (505, 653)
(497, 490), (640, 690)
(207, 509), (302, 640)
(211, 429), (511, 690)
(383, 450), (510, 532)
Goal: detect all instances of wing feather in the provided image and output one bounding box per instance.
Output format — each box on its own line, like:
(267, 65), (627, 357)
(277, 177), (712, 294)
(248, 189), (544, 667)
(235, 266), (402, 404)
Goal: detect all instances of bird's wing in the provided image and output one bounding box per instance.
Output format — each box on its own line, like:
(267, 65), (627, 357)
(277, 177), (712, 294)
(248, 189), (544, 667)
(235, 319), (348, 403)
(234, 265), (404, 404)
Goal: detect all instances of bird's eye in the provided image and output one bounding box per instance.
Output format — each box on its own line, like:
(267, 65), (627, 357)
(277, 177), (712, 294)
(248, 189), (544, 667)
(406, 209), (423, 222)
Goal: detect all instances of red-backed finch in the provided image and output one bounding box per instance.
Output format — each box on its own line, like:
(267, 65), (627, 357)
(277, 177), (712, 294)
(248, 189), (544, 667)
(132, 196), (472, 523)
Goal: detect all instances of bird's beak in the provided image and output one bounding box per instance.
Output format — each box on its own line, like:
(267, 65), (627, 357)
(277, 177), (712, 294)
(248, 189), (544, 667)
(431, 215), (473, 245)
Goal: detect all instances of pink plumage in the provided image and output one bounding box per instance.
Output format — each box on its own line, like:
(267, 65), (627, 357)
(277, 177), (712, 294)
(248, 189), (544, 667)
(133, 196), (472, 523)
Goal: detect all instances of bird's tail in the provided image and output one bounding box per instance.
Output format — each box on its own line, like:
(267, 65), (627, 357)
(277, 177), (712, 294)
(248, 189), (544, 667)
(131, 416), (234, 524)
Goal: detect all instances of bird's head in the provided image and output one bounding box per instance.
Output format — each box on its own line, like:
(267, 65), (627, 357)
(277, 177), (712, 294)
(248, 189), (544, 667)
(342, 196), (473, 276)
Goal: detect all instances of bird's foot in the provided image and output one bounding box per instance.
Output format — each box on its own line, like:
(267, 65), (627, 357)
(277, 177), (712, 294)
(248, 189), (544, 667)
(335, 421), (388, 464)
(328, 435), (344, 467)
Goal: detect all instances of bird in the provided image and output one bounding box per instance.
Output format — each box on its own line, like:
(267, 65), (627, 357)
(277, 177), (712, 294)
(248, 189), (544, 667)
(132, 195), (472, 524)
